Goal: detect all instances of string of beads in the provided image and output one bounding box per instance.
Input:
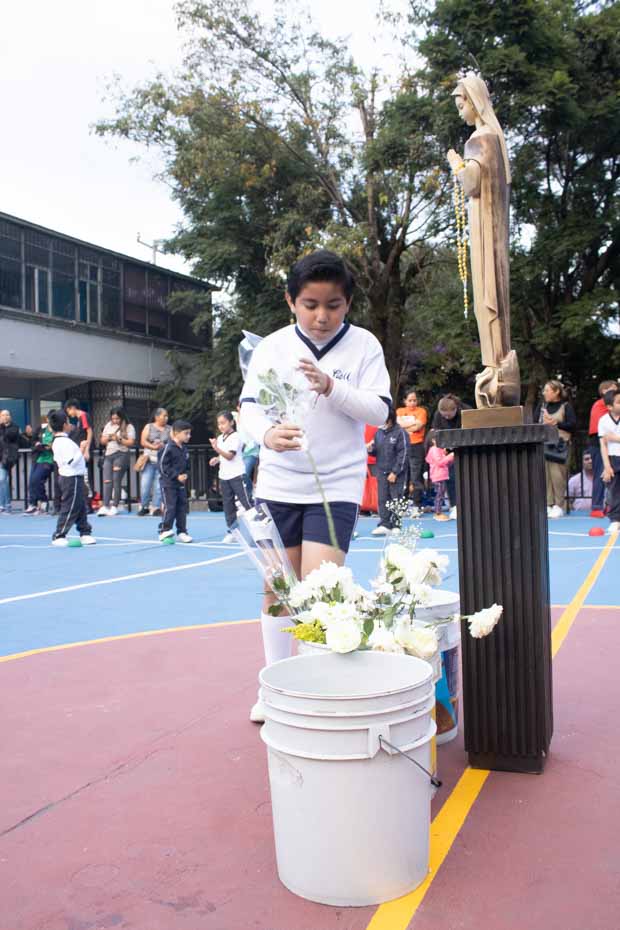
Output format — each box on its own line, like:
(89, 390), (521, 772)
(453, 166), (469, 318)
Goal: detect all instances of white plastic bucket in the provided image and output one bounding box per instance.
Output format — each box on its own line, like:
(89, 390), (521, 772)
(259, 651), (436, 906)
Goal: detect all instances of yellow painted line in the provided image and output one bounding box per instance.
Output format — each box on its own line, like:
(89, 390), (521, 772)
(366, 768), (489, 929)
(551, 533), (618, 655)
(0, 618), (259, 664)
(366, 533), (617, 930)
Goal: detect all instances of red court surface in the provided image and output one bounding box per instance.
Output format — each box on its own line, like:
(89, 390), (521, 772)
(2, 601), (619, 930)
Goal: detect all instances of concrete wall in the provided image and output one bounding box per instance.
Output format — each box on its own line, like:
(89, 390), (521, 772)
(0, 314), (200, 387)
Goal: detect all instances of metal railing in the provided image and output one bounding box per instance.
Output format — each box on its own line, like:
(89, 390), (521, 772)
(8, 445), (224, 511)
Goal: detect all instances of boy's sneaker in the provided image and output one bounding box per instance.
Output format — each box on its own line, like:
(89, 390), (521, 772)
(80, 535), (97, 545)
(136, 507), (149, 517)
(250, 700), (266, 723)
(177, 532), (193, 543)
(608, 522), (620, 535)
(97, 506), (109, 517)
(449, 506), (457, 520)
(549, 505), (564, 519)
(159, 529), (175, 542)
(222, 531), (236, 543)
(371, 525), (390, 536)
(38, 502), (48, 514)
(107, 505), (118, 517)
(52, 537), (69, 547)
(434, 513), (450, 522)
(151, 508), (162, 517)
(24, 505), (37, 514)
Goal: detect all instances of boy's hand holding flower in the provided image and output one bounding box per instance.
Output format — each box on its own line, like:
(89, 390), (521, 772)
(264, 423), (304, 452)
(298, 358), (333, 396)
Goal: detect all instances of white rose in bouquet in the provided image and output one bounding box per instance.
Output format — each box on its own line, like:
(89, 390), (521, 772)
(468, 603), (503, 639)
(394, 621), (439, 659)
(326, 619), (363, 654)
(368, 623), (405, 654)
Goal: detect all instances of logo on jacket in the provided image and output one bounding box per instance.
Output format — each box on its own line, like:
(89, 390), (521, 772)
(332, 369), (351, 381)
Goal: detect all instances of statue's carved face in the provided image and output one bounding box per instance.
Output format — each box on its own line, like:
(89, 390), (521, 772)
(454, 90), (477, 127)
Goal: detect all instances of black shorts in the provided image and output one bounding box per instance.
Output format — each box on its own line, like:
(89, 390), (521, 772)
(256, 499), (359, 553)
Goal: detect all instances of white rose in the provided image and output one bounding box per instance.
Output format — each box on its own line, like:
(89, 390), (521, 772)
(408, 583), (433, 606)
(368, 624), (405, 654)
(326, 619), (362, 654)
(395, 623), (439, 659)
(468, 604), (503, 639)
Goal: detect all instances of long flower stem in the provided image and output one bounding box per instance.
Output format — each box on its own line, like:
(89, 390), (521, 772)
(306, 449), (339, 551)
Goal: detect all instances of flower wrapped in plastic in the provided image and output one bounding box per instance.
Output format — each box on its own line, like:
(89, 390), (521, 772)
(256, 367), (316, 452)
(232, 502), (298, 612)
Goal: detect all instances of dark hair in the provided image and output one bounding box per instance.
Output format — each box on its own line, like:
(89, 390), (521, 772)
(151, 407), (168, 422)
(109, 405), (129, 425)
(603, 388), (620, 406)
(385, 404), (397, 427)
(217, 411), (236, 430)
(172, 419), (192, 433)
(287, 250), (355, 303)
(64, 397), (80, 411)
(48, 409), (68, 432)
(404, 387), (418, 400)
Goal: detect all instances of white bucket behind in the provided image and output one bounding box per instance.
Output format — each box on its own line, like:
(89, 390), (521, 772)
(260, 651), (436, 906)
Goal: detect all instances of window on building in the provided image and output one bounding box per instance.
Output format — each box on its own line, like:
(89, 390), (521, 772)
(147, 308), (168, 338)
(52, 272), (75, 319)
(0, 256), (21, 308)
(79, 259), (100, 325)
(24, 231), (51, 269)
(0, 220), (22, 261)
(124, 303), (147, 334)
(101, 285), (121, 328)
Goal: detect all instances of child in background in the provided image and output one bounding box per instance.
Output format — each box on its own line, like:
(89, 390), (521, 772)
(368, 406), (409, 536)
(24, 418), (54, 514)
(49, 409), (96, 547)
(158, 420), (193, 544)
(240, 249), (391, 721)
(599, 388), (620, 536)
(209, 411), (253, 544)
(425, 431), (454, 522)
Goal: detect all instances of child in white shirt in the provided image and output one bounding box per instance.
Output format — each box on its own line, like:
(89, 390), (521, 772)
(49, 409), (96, 547)
(209, 411), (253, 543)
(240, 250), (391, 720)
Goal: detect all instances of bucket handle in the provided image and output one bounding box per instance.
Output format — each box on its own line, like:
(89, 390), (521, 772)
(379, 735), (442, 789)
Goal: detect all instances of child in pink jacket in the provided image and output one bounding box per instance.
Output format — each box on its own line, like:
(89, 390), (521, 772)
(425, 432), (454, 521)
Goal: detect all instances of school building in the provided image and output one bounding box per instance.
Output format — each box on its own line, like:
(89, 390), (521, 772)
(0, 212), (212, 434)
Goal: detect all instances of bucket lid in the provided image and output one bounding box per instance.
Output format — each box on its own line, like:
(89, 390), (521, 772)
(260, 651), (433, 701)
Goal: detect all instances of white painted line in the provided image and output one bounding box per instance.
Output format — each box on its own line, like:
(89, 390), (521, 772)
(0, 552), (245, 606)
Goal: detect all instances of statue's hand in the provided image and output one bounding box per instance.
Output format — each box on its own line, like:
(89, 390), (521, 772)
(447, 148), (463, 173)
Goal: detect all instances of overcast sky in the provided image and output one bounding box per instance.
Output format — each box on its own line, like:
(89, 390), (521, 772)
(0, 0), (402, 279)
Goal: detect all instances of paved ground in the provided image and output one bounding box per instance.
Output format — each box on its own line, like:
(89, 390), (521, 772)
(1, 511), (618, 929)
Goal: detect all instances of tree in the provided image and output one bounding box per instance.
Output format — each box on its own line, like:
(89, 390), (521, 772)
(96, 0), (449, 397)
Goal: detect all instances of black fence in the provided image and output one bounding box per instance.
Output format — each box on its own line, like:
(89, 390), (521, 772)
(7, 432), (597, 514)
(9, 445), (224, 512)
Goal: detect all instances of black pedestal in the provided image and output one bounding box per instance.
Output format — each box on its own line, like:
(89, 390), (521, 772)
(434, 424), (554, 774)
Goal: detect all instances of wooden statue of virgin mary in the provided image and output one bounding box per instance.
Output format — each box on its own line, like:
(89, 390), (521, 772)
(447, 72), (520, 408)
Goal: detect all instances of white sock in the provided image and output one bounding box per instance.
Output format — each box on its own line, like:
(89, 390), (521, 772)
(260, 611), (293, 666)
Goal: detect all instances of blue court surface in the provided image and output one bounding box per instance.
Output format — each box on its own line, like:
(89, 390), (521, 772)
(0, 511), (617, 658)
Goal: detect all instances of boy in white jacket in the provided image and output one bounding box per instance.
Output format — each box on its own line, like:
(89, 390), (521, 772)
(240, 250), (391, 720)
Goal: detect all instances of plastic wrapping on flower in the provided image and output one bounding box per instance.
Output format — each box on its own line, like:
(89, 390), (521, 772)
(232, 503), (298, 606)
(238, 331), (263, 381)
